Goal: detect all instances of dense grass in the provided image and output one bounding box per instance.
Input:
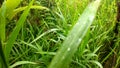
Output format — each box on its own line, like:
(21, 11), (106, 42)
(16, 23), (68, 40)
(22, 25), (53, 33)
(0, 0), (120, 68)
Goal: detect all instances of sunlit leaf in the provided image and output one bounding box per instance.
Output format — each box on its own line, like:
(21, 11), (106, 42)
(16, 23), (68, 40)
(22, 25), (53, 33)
(6, 0), (21, 14)
(8, 5), (49, 20)
(4, 0), (34, 62)
(49, 0), (101, 68)
(9, 61), (37, 68)
(0, 1), (6, 44)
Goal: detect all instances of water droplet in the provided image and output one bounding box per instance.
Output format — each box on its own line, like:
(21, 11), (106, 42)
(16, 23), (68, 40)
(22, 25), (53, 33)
(78, 38), (82, 42)
(89, 15), (94, 22)
(67, 48), (70, 51)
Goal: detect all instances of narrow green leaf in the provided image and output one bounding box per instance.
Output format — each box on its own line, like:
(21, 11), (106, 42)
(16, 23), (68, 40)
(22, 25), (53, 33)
(89, 60), (103, 68)
(8, 5), (49, 20)
(20, 40), (38, 50)
(49, 0), (101, 68)
(9, 61), (37, 68)
(4, 0), (34, 62)
(31, 28), (60, 43)
(0, 1), (6, 44)
(0, 38), (8, 68)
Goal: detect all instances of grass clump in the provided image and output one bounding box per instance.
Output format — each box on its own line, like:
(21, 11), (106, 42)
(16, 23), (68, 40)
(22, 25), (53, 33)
(0, 0), (120, 68)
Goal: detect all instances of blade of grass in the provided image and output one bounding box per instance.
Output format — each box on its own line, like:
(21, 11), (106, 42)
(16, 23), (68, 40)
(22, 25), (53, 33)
(89, 60), (103, 68)
(31, 28), (60, 43)
(4, 0), (34, 62)
(0, 38), (8, 68)
(9, 61), (37, 68)
(0, 1), (6, 45)
(8, 5), (49, 20)
(49, 0), (101, 68)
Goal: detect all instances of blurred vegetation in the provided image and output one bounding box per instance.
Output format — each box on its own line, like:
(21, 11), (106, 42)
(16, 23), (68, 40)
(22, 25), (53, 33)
(0, 0), (120, 68)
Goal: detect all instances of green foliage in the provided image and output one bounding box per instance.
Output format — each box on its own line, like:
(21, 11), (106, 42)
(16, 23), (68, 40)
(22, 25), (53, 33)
(0, 38), (8, 68)
(6, 0), (21, 12)
(4, 0), (34, 63)
(9, 61), (37, 68)
(49, 0), (101, 68)
(0, 0), (119, 68)
(8, 5), (49, 20)
(6, 0), (21, 19)
(0, 1), (6, 45)
(0, 0), (49, 67)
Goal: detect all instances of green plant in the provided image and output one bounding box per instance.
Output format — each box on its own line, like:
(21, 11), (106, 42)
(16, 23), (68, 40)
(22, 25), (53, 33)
(0, 0), (119, 68)
(49, 0), (102, 68)
(0, 0), (49, 67)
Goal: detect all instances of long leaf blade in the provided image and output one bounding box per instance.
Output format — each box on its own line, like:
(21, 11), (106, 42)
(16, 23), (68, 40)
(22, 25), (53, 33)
(0, 1), (6, 44)
(4, 0), (34, 62)
(8, 5), (49, 20)
(0, 38), (8, 68)
(9, 61), (37, 68)
(49, 0), (101, 68)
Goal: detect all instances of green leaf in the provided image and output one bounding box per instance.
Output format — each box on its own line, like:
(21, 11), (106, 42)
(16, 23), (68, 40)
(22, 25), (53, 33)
(0, 38), (8, 68)
(0, 1), (6, 45)
(9, 61), (37, 68)
(49, 0), (101, 68)
(6, 0), (21, 14)
(8, 5), (49, 20)
(31, 28), (60, 43)
(89, 60), (103, 68)
(4, 0), (34, 63)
